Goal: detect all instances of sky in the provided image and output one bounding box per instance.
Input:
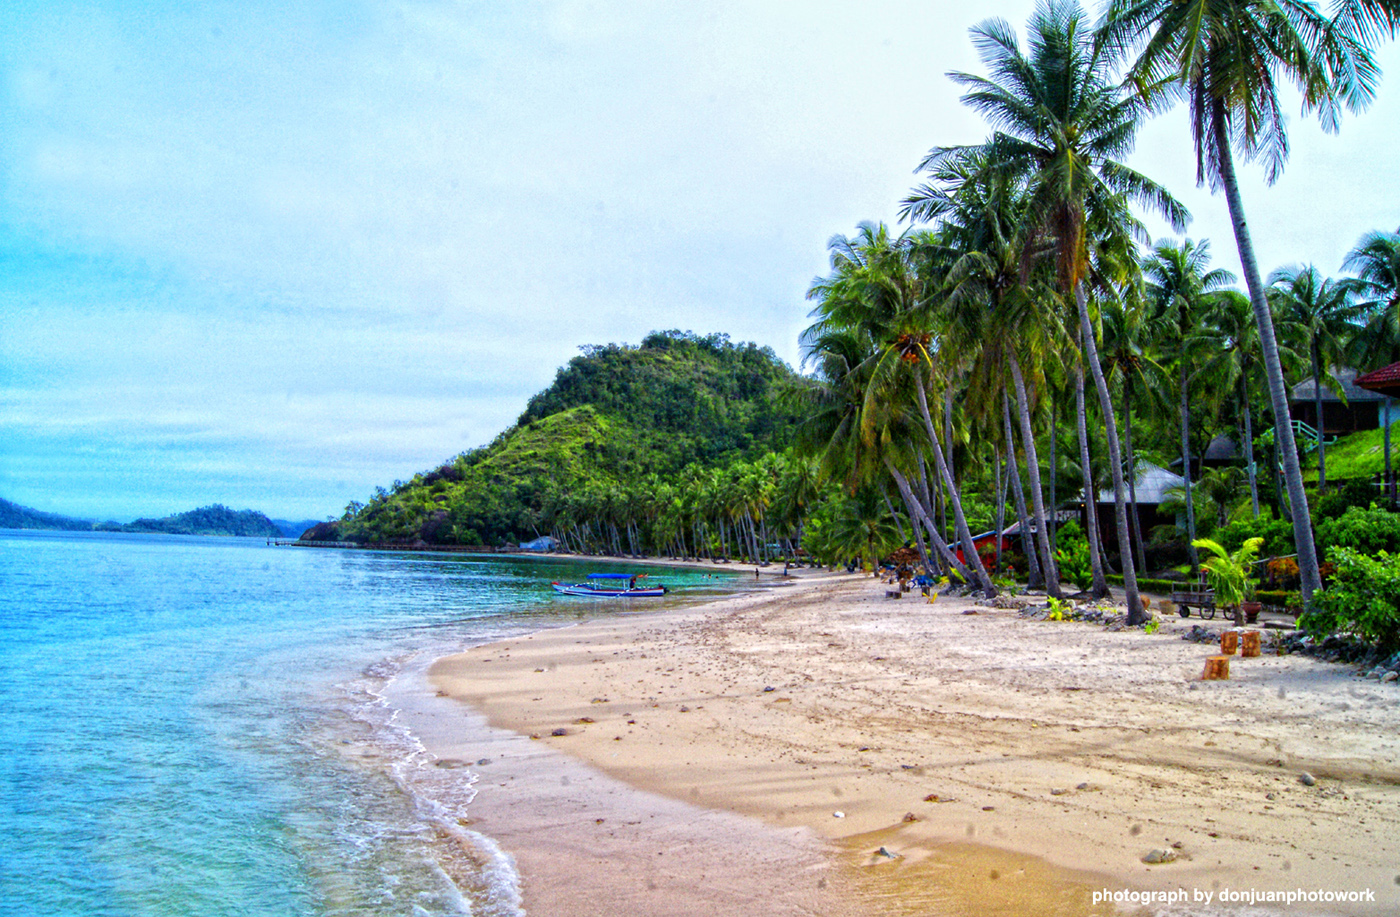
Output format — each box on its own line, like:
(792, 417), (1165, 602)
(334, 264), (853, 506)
(3, 0), (1398, 523)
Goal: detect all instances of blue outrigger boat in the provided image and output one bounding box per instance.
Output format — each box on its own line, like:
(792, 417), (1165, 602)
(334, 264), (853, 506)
(551, 573), (667, 597)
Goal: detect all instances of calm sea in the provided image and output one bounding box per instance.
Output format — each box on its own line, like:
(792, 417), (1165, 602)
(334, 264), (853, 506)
(0, 529), (739, 916)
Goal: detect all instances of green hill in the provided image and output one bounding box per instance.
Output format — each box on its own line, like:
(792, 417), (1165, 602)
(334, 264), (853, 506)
(0, 498), (100, 531)
(1, 498), (283, 537)
(120, 504), (283, 537)
(330, 330), (807, 546)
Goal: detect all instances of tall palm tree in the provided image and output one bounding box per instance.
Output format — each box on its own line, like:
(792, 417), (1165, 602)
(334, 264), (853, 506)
(933, 0), (1188, 621)
(1144, 239), (1234, 570)
(1344, 226), (1400, 496)
(905, 156), (1064, 594)
(1100, 291), (1168, 573)
(1268, 265), (1368, 487)
(1099, 0), (1400, 606)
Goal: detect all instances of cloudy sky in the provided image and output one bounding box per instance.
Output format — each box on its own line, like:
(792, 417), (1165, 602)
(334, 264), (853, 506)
(3, 0), (1398, 523)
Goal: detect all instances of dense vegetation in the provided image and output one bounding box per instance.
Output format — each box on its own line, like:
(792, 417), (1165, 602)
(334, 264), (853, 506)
(330, 331), (812, 550)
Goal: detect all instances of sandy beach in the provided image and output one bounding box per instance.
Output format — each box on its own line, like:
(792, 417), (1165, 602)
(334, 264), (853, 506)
(418, 569), (1400, 916)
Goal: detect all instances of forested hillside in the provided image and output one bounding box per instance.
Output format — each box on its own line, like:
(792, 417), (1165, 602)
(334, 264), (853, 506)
(119, 504), (283, 537)
(329, 331), (809, 547)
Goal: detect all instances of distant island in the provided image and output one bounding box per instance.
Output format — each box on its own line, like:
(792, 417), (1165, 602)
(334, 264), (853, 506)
(0, 498), (318, 538)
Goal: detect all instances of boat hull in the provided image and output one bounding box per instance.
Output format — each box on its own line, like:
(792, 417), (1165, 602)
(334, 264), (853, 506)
(551, 582), (667, 597)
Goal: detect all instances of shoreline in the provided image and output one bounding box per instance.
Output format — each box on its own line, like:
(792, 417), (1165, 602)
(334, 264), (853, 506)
(417, 572), (1400, 915)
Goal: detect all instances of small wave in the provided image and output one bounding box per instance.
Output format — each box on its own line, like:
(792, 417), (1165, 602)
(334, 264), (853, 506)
(329, 646), (524, 917)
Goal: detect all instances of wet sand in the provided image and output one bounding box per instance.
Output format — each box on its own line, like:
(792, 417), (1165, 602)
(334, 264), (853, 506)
(418, 570), (1400, 915)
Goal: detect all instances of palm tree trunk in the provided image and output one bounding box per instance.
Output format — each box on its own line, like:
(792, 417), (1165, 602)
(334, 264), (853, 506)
(993, 448), (1006, 573)
(1180, 358), (1199, 574)
(1048, 399), (1059, 556)
(1243, 381), (1261, 518)
(1076, 286), (1142, 620)
(1312, 346), (1327, 489)
(1003, 394), (1044, 588)
(1009, 354), (1063, 597)
(1075, 365), (1110, 597)
(1212, 100), (1322, 605)
(883, 491), (909, 545)
(1123, 374), (1148, 576)
(1386, 397), (1394, 506)
(914, 377), (997, 597)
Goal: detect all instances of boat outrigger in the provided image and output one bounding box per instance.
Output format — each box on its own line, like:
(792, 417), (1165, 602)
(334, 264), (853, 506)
(551, 573), (667, 597)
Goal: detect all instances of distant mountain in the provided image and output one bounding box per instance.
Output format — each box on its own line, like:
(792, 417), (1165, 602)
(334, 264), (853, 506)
(270, 518), (322, 538)
(1, 498), (285, 538)
(0, 498), (100, 531)
(121, 505), (283, 537)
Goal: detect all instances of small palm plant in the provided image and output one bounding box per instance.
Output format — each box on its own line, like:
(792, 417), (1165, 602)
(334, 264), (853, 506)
(1192, 536), (1265, 624)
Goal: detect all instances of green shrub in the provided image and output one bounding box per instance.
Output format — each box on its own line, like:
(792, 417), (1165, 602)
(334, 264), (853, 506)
(1213, 516), (1294, 557)
(1315, 505), (1400, 556)
(1255, 589), (1303, 611)
(1316, 479), (1380, 518)
(1054, 521), (1093, 591)
(1302, 548), (1400, 651)
(1106, 574), (1179, 594)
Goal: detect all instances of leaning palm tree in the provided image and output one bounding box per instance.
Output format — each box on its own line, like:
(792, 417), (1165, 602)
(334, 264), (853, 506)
(1268, 265), (1369, 488)
(928, 0), (1189, 621)
(905, 153), (1065, 595)
(1099, 0), (1400, 606)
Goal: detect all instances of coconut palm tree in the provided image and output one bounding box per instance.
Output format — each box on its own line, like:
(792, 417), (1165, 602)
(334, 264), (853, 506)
(1193, 288), (1298, 519)
(1099, 0), (1400, 607)
(1268, 265), (1369, 487)
(1100, 291), (1168, 572)
(1344, 227), (1400, 496)
(931, 0), (1188, 621)
(1144, 239), (1234, 569)
(905, 154), (1063, 594)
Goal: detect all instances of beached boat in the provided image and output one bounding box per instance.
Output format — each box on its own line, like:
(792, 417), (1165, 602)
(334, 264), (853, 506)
(551, 573), (667, 597)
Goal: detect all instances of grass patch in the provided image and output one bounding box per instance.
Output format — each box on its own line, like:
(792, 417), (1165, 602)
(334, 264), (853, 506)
(1302, 420), (1400, 482)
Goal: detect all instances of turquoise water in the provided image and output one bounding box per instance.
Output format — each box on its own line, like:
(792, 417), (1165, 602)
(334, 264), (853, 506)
(0, 530), (736, 916)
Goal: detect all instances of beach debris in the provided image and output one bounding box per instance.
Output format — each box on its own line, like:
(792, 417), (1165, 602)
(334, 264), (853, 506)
(923, 793), (940, 802)
(961, 609), (979, 615)
(678, 705), (691, 712)
(875, 846), (899, 859)
(981, 806), (995, 811)
(1299, 772), (1317, 787)
(534, 668), (545, 672)
(763, 685), (776, 692)
(1383, 671), (1399, 683)
(576, 716), (595, 724)
(1076, 782), (1089, 790)
(833, 811), (845, 818)
(477, 758), (492, 766)
(434, 758), (469, 769)
(551, 727), (569, 736)
(1142, 849), (1178, 864)
(1050, 787), (1067, 796)
(902, 812), (918, 823)
(590, 696), (608, 703)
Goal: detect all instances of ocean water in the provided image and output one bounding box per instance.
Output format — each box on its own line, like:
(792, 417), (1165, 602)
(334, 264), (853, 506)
(0, 530), (739, 916)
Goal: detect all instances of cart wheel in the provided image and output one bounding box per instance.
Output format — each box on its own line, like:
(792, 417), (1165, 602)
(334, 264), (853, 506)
(1204, 606), (1216, 620)
(1178, 607), (1190, 618)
